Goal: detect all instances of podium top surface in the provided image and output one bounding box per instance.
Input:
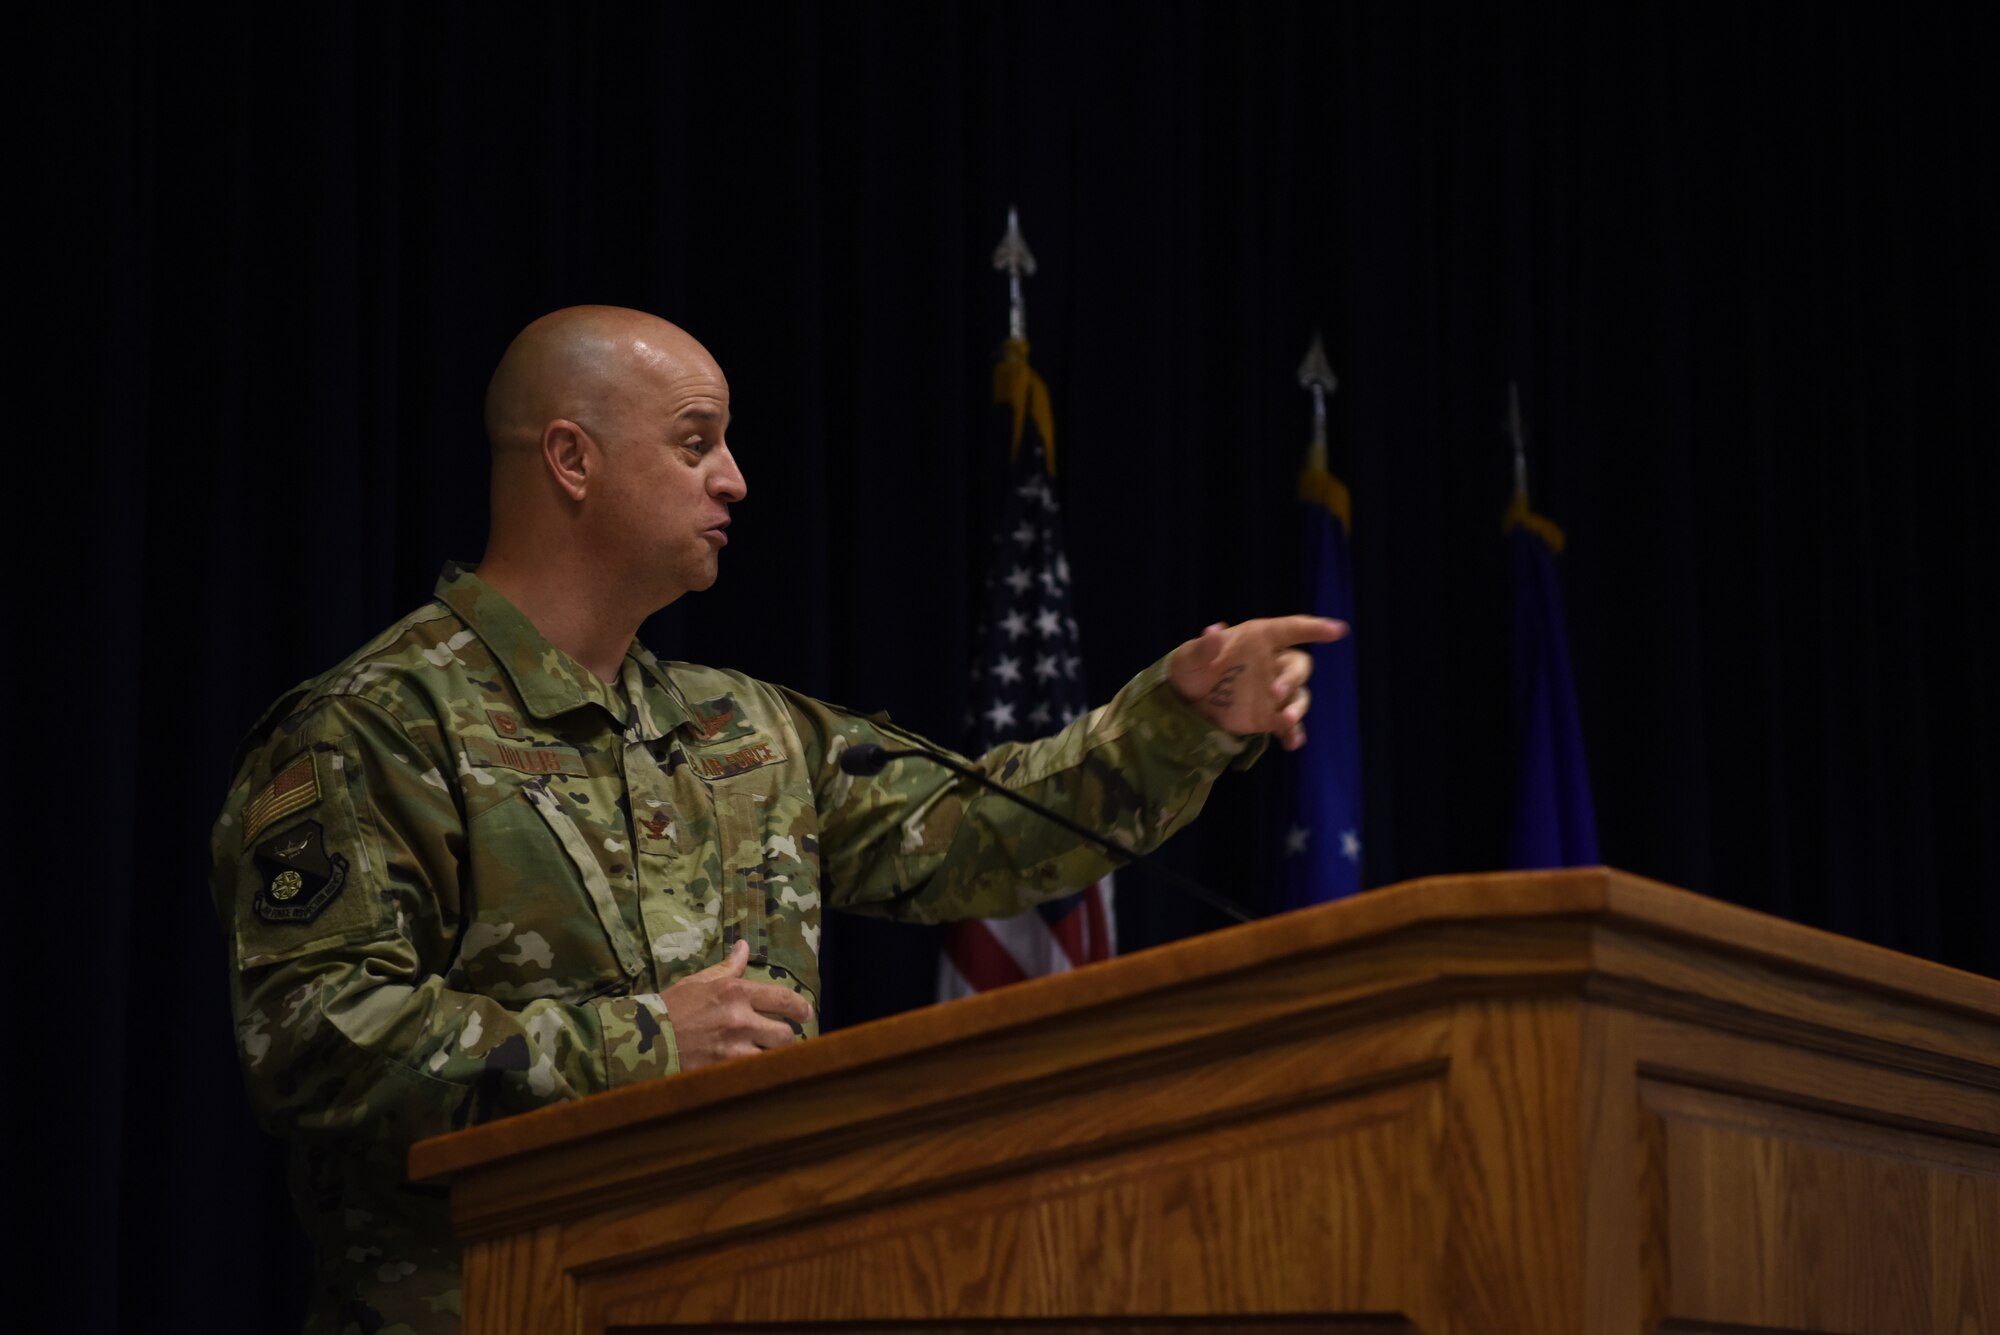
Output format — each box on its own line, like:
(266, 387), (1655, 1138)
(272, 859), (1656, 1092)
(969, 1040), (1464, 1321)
(409, 866), (2000, 1186)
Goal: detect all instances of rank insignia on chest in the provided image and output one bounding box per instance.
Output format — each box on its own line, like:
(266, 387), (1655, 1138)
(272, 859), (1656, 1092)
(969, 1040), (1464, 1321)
(487, 709), (521, 737)
(690, 694), (757, 746)
(251, 819), (350, 924)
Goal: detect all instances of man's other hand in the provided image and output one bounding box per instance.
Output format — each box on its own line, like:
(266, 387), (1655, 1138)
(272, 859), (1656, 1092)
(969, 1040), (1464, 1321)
(658, 939), (814, 1070)
(1168, 616), (1349, 751)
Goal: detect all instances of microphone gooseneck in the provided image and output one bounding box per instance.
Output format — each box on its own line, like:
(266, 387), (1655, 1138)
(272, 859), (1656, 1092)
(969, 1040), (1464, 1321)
(838, 741), (1254, 924)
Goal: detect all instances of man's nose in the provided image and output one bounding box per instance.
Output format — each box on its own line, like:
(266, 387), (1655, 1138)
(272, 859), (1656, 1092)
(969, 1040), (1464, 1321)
(710, 445), (747, 503)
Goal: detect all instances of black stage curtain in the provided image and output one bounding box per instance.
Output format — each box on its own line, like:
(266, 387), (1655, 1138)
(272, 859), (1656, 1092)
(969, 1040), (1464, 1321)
(26, 4), (1996, 1330)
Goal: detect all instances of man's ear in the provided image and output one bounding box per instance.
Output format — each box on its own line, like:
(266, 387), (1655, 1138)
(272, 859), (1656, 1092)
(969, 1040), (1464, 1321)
(542, 419), (592, 500)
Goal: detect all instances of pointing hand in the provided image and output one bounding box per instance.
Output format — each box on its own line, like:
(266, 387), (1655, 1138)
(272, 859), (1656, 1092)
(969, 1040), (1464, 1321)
(1168, 616), (1348, 751)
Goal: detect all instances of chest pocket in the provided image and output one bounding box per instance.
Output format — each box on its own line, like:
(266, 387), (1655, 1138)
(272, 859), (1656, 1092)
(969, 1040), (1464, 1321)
(696, 736), (824, 1004)
(521, 779), (648, 980)
(459, 763), (647, 998)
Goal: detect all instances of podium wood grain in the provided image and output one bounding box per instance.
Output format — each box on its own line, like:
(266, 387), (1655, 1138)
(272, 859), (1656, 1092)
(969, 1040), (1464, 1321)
(411, 868), (2000, 1334)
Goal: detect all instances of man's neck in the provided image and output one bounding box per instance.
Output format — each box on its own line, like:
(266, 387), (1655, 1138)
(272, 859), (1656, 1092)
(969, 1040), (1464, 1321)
(473, 553), (655, 683)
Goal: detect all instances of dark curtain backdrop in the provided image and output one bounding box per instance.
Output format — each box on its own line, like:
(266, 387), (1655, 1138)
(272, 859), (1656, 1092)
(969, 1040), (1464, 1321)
(26, 3), (1996, 1330)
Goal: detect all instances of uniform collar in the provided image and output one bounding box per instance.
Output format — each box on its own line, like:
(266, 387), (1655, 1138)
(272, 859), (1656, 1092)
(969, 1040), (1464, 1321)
(624, 642), (693, 738)
(432, 564), (688, 735)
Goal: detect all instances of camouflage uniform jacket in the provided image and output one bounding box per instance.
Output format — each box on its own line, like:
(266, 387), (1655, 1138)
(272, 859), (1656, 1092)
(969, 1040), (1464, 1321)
(211, 564), (1260, 1335)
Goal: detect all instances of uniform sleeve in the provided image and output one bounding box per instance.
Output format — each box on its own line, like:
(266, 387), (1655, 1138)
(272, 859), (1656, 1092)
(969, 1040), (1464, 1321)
(786, 653), (1264, 924)
(209, 696), (679, 1151)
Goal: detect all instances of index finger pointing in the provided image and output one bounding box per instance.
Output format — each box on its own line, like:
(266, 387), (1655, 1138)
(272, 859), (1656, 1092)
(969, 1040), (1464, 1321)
(1261, 615), (1349, 646)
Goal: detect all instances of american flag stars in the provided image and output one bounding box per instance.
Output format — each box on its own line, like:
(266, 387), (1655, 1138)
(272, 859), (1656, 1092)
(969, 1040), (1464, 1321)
(971, 445), (1089, 754)
(1283, 823), (1363, 863)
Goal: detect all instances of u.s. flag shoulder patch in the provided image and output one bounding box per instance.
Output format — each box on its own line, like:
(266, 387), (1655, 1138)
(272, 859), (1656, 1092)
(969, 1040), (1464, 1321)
(243, 752), (320, 845)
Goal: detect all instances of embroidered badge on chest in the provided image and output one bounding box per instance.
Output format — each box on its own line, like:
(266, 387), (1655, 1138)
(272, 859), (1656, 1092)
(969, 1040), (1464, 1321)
(691, 738), (786, 780)
(636, 802), (679, 851)
(251, 819), (350, 924)
(463, 735), (591, 777)
(690, 694), (757, 746)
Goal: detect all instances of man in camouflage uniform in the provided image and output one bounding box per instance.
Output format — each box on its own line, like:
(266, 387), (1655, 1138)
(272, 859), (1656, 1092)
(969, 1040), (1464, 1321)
(211, 305), (1343, 1335)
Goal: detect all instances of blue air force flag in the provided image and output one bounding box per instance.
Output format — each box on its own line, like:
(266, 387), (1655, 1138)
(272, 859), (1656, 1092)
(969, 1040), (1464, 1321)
(1279, 456), (1363, 908)
(1504, 495), (1600, 868)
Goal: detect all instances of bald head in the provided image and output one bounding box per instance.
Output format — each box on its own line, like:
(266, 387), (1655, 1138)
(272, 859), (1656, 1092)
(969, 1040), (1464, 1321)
(475, 306), (744, 641)
(484, 305), (718, 456)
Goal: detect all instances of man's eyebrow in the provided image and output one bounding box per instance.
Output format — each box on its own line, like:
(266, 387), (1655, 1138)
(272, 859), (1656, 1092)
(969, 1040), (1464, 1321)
(676, 407), (728, 428)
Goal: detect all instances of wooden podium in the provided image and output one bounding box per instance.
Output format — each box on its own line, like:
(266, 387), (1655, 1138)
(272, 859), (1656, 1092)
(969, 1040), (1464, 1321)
(410, 869), (2000, 1333)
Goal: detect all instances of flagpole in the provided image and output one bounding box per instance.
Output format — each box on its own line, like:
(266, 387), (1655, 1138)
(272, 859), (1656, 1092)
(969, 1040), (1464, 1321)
(1505, 378), (1529, 502)
(992, 205), (1036, 342)
(1298, 331), (1338, 472)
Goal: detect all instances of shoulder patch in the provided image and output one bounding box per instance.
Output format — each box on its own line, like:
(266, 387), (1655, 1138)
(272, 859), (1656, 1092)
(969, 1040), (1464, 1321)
(251, 819), (350, 924)
(242, 752), (320, 845)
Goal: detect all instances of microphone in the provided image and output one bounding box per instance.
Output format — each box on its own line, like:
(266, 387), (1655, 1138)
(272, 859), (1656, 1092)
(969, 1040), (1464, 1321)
(838, 742), (1256, 925)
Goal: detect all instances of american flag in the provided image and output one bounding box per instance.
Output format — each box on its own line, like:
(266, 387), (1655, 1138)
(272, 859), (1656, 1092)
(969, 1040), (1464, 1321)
(938, 339), (1114, 998)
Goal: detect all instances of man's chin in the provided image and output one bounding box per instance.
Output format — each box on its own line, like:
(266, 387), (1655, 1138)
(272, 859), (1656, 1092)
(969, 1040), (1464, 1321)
(682, 559), (721, 594)
(634, 564), (718, 616)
